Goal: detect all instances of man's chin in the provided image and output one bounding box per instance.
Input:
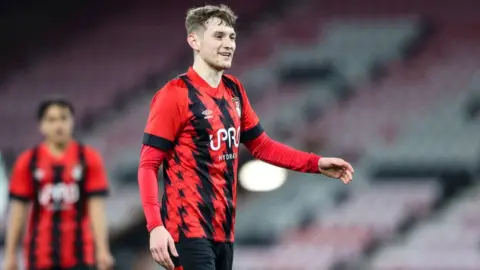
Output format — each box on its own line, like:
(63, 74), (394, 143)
(221, 63), (232, 70)
(210, 61), (232, 71)
(49, 137), (71, 145)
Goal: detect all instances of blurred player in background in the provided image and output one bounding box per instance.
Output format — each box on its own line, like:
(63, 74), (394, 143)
(138, 4), (354, 270)
(3, 99), (114, 270)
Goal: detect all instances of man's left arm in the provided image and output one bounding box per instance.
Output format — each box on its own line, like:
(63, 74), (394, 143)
(237, 78), (353, 182)
(234, 77), (321, 173)
(84, 148), (114, 269)
(243, 133), (321, 173)
(244, 133), (353, 183)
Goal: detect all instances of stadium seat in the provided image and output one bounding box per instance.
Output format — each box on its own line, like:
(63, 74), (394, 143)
(0, 0), (273, 153)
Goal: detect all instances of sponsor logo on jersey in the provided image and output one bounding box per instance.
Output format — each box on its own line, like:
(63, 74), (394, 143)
(209, 127), (241, 161)
(39, 183), (80, 210)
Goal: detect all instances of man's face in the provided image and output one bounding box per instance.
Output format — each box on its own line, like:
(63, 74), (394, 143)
(39, 105), (74, 144)
(195, 17), (236, 70)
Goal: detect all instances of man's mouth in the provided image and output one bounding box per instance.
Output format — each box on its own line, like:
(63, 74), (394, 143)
(219, 52), (232, 57)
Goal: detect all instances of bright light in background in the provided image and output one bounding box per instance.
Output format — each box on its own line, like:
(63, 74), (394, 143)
(239, 160), (288, 192)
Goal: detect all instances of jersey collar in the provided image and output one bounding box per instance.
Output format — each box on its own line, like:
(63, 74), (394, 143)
(186, 67), (223, 93)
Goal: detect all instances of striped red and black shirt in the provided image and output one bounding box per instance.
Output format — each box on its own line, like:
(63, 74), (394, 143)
(142, 68), (263, 242)
(140, 68), (322, 243)
(8, 141), (109, 269)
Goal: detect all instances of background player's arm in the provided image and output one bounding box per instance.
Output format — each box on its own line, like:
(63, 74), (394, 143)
(88, 198), (109, 250)
(4, 202), (29, 262)
(84, 148), (111, 256)
(5, 153), (34, 263)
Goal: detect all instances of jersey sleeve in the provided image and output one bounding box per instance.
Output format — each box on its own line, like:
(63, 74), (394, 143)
(84, 147), (109, 197)
(143, 85), (187, 151)
(9, 151), (34, 202)
(233, 77), (265, 143)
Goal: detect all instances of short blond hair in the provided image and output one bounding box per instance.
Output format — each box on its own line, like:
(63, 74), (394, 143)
(185, 4), (237, 34)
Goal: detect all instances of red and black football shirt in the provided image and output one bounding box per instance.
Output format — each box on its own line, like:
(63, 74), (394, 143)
(142, 67), (264, 242)
(9, 141), (109, 269)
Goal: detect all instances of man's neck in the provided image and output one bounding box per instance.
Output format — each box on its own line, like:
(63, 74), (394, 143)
(192, 58), (223, 88)
(45, 139), (71, 157)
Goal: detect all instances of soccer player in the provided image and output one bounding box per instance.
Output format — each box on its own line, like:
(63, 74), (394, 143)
(138, 4), (354, 270)
(3, 99), (114, 270)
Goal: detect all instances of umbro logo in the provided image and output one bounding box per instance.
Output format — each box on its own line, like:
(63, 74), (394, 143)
(202, 110), (213, 119)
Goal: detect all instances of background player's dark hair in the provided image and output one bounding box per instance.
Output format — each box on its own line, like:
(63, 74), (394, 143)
(37, 98), (75, 121)
(185, 4), (237, 34)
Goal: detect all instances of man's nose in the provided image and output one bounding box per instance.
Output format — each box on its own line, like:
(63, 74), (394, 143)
(223, 39), (234, 49)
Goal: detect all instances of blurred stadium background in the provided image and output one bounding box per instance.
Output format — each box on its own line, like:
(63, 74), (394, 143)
(1, 0), (480, 269)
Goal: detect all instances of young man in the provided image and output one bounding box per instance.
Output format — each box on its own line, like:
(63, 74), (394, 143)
(138, 4), (354, 270)
(3, 99), (115, 270)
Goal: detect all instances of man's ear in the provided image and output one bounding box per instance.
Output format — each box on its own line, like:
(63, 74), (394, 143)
(187, 32), (200, 51)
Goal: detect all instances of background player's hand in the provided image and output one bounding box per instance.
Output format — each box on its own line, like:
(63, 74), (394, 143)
(150, 226), (178, 270)
(96, 249), (115, 270)
(318, 157), (354, 184)
(2, 256), (18, 270)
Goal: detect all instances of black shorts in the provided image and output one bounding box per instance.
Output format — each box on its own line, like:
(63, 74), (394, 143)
(172, 235), (234, 270)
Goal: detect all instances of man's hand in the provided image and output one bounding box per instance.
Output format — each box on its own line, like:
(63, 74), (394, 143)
(150, 226), (178, 270)
(318, 157), (354, 184)
(96, 249), (115, 270)
(2, 255), (18, 270)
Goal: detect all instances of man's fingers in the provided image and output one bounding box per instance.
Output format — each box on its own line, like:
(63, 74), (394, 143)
(340, 171), (352, 184)
(152, 246), (174, 269)
(151, 247), (162, 264)
(168, 237), (179, 257)
(164, 257), (175, 270)
(338, 160), (354, 173)
(161, 246), (175, 269)
(346, 162), (354, 173)
(160, 245), (170, 261)
(346, 171), (353, 183)
(150, 249), (157, 262)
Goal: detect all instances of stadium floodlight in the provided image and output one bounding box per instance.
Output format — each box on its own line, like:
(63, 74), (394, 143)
(239, 159), (287, 192)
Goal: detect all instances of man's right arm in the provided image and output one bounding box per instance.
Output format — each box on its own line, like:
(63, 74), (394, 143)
(139, 148), (179, 269)
(5, 152), (34, 263)
(139, 86), (187, 231)
(139, 85), (186, 268)
(138, 145), (167, 231)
